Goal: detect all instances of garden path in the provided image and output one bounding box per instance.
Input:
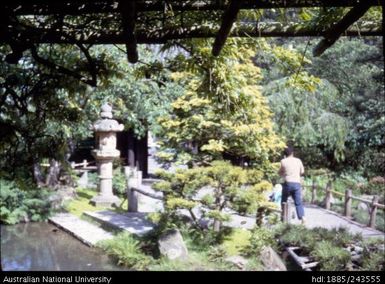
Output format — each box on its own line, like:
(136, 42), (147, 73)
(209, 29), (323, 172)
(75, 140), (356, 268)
(148, 146), (385, 239)
(289, 204), (384, 239)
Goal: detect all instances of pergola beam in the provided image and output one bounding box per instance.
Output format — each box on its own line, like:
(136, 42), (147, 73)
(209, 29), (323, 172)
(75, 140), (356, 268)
(313, 2), (373, 56)
(1, 23), (381, 45)
(119, 0), (138, 63)
(1, 0), (381, 15)
(212, 1), (240, 56)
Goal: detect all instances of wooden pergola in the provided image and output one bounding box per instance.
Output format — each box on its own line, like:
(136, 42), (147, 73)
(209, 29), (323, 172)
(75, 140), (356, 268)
(1, 0), (383, 63)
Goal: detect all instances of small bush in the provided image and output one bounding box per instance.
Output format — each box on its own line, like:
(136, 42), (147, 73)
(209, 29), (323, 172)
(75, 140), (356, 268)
(113, 167), (127, 197)
(360, 251), (385, 271)
(98, 232), (153, 270)
(87, 172), (99, 188)
(311, 240), (351, 271)
(360, 239), (385, 271)
(207, 246), (228, 262)
(242, 227), (274, 256)
(0, 179), (52, 224)
(361, 176), (385, 198)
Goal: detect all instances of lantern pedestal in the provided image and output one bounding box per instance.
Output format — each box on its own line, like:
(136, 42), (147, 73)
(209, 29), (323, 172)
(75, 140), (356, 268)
(90, 104), (124, 207)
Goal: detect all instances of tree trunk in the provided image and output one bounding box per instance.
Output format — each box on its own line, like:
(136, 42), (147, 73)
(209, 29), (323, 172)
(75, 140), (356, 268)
(213, 190), (224, 232)
(45, 159), (61, 188)
(33, 161), (45, 187)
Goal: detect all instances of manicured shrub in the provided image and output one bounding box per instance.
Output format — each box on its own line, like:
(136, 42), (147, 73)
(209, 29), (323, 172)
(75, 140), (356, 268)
(311, 240), (351, 271)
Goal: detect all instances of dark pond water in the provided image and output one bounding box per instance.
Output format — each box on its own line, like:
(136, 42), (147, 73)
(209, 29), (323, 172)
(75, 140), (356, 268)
(1, 222), (128, 271)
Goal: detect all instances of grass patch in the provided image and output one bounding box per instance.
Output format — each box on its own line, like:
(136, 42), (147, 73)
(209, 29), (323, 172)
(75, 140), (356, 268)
(149, 250), (235, 271)
(221, 228), (251, 256)
(64, 188), (101, 217)
(64, 187), (128, 217)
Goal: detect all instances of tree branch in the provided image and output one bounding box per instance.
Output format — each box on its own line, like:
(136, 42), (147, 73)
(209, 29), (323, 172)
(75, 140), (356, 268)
(30, 45), (97, 86)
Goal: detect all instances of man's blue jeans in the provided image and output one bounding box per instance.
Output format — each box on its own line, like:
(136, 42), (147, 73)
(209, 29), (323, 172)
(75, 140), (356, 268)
(281, 182), (305, 220)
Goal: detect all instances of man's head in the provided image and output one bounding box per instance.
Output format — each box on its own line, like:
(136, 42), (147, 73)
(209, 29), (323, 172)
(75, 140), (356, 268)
(284, 146), (294, 157)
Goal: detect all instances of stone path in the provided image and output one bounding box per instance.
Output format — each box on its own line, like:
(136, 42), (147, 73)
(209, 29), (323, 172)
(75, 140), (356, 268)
(49, 213), (113, 246)
(49, 211), (156, 246)
(84, 210), (155, 236)
(289, 204), (385, 239)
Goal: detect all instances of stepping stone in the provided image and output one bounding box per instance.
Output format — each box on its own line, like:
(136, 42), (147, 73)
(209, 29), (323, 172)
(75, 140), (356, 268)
(84, 211), (155, 236)
(49, 213), (113, 246)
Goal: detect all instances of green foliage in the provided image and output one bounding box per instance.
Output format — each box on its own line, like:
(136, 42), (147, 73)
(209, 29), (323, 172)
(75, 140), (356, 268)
(88, 46), (182, 138)
(0, 179), (52, 224)
(153, 160), (273, 234)
(360, 251), (384, 271)
(156, 39), (284, 167)
(265, 76), (349, 165)
(221, 228), (252, 256)
(207, 246), (229, 262)
(87, 172), (99, 189)
(242, 227), (275, 257)
(256, 37), (384, 175)
(274, 224), (370, 271)
(311, 240), (351, 271)
(98, 232), (152, 270)
(112, 167), (127, 197)
(360, 239), (385, 271)
(0, 45), (115, 178)
(309, 38), (384, 175)
(64, 187), (128, 217)
(362, 176), (385, 197)
(304, 173), (385, 206)
(0, 44), (180, 182)
(278, 225), (362, 249)
(63, 188), (100, 217)
(149, 250), (235, 271)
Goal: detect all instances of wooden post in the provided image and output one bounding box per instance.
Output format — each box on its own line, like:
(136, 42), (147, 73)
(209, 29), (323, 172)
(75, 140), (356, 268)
(125, 167), (138, 212)
(281, 202), (289, 223)
(127, 187), (138, 212)
(311, 179), (316, 204)
(127, 130), (136, 168)
(369, 196), (379, 229)
(256, 207), (265, 227)
(344, 189), (352, 218)
(136, 131), (148, 178)
(325, 181), (332, 210)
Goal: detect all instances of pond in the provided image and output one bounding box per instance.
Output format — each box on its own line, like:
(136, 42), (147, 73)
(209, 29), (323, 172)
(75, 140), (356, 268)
(1, 222), (127, 271)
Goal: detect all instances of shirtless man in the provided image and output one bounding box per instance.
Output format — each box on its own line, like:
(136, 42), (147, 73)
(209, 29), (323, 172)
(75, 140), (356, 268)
(279, 146), (305, 224)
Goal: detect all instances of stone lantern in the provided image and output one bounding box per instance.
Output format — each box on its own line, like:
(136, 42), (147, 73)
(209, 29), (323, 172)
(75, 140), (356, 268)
(90, 103), (124, 207)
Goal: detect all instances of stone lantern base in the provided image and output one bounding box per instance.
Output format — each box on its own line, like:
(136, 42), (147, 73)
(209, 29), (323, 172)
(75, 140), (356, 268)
(90, 195), (120, 207)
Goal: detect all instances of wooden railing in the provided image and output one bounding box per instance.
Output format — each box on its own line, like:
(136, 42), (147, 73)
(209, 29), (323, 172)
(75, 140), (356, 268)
(41, 159), (96, 169)
(70, 159), (96, 169)
(304, 180), (385, 229)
